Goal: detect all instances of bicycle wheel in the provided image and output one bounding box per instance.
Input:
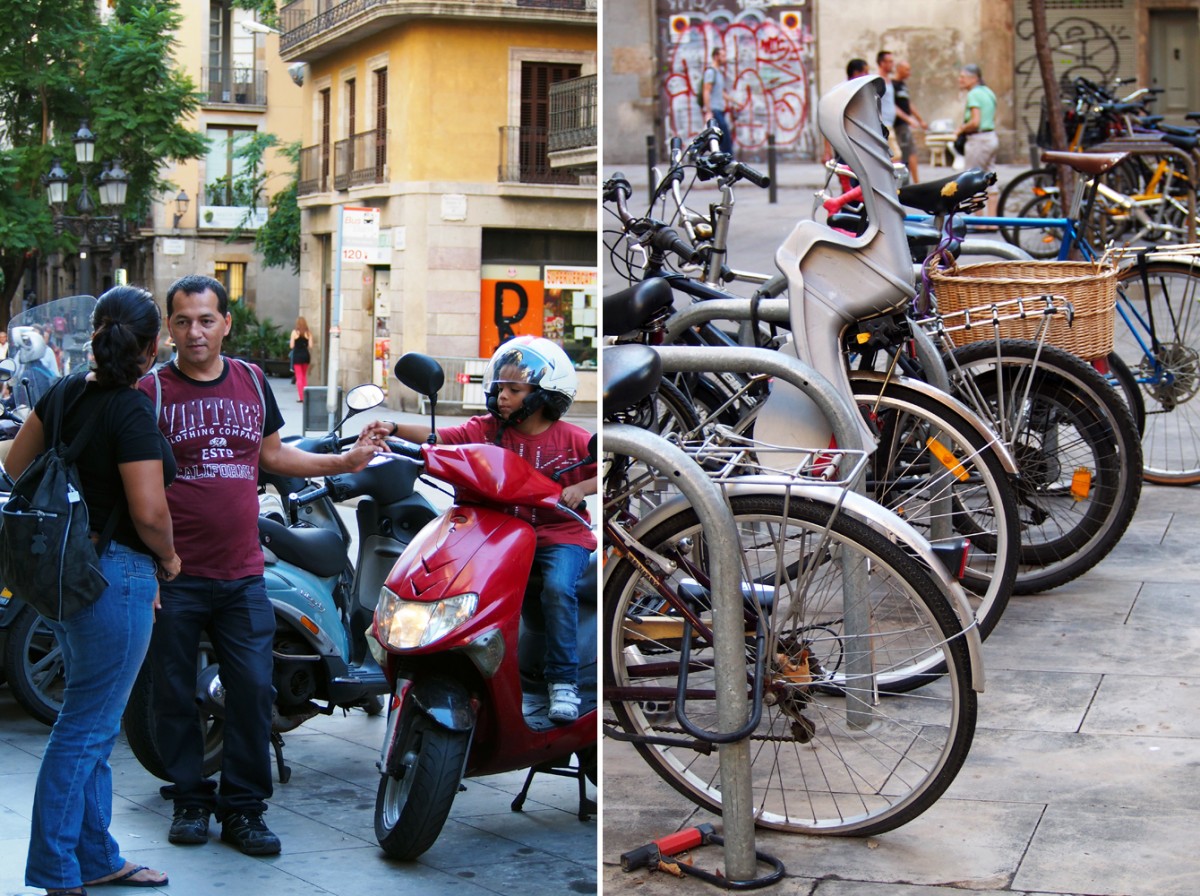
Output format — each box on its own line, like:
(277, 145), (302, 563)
(1014, 193), (1067, 259)
(946, 340), (1142, 593)
(1101, 351), (1146, 437)
(850, 375), (1019, 640)
(998, 167), (1056, 246)
(1112, 260), (1200, 483)
(605, 493), (977, 836)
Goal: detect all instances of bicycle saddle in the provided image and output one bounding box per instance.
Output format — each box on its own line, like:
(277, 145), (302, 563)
(602, 343), (663, 412)
(603, 278), (674, 336)
(898, 168), (995, 216)
(1040, 150), (1128, 176)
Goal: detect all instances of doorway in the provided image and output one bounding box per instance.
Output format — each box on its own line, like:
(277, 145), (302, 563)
(1149, 9), (1200, 119)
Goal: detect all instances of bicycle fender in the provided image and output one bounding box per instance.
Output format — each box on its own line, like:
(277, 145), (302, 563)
(617, 489), (985, 692)
(851, 370), (1020, 474)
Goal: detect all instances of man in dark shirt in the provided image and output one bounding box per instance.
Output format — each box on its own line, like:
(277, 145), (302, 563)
(893, 59), (927, 182)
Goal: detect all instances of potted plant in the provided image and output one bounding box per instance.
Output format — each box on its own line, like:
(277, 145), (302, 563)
(225, 302), (293, 377)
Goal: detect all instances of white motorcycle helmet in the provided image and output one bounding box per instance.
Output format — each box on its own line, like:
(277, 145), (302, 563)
(483, 336), (578, 424)
(12, 327), (47, 365)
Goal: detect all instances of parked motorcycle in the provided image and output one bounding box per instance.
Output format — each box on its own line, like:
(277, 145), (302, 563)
(122, 382), (439, 781)
(0, 296), (97, 724)
(369, 353), (597, 861)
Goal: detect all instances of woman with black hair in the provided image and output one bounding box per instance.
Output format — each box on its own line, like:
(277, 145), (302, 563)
(7, 285), (181, 895)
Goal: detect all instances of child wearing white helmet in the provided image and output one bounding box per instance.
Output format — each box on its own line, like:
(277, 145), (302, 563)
(373, 336), (596, 722)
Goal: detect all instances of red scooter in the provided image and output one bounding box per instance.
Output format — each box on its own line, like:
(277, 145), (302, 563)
(369, 353), (596, 861)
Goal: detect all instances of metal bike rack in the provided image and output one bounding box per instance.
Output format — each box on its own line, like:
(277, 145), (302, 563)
(1088, 140), (1197, 242)
(652, 345), (877, 734)
(604, 422), (759, 883)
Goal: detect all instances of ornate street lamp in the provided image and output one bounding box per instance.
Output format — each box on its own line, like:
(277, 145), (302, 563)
(43, 121), (128, 298)
(172, 188), (190, 229)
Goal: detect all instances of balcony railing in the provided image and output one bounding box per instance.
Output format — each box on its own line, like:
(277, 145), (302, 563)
(299, 131), (388, 196)
(548, 74), (596, 153)
(298, 143), (330, 195)
(350, 129), (388, 186)
(334, 138), (351, 190)
(202, 67), (267, 106)
(279, 0), (595, 53)
(498, 126), (581, 185)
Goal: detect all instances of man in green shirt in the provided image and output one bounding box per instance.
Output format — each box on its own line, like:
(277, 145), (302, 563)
(956, 63), (999, 216)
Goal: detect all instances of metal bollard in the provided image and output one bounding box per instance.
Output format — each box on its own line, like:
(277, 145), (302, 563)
(645, 135), (657, 205)
(767, 134), (778, 204)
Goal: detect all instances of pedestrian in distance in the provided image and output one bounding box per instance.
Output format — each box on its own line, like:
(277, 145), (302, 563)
(955, 62), (1000, 217)
(12, 285), (181, 896)
(700, 46), (734, 156)
(363, 336), (597, 723)
(846, 57), (868, 79)
(893, 59), (928, 182)
(289, 316), (312, 403)
(876, 50), (900, 160)
(140, 274), (382, 857)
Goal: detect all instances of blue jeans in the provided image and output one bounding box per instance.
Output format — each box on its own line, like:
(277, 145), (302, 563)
(25, 542), (157, 890)
(712, 108), (734, 156)
(150, 574), (275, 818)
(533, 543), (589, 684)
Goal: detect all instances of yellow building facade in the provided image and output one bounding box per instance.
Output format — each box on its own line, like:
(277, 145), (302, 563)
(144, 1), (304, 330)
(278, 1), (598, 411)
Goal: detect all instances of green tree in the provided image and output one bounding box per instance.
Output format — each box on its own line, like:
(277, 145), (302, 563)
(0, 0), (207, 326)
(227, 132), (300, 274)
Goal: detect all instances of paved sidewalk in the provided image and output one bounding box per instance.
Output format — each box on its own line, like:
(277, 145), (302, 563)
(603, 481), (1200, 896)
(0, 373), (597, 896)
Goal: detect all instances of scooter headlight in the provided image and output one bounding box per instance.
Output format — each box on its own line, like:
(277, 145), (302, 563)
(376, 587), (478, 649)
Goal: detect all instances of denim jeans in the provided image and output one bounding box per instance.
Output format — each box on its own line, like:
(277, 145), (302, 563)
(25, 542), (157, 890)
(150, 574), (275, 818)
(712, 108), (734, 155)
(533, 543), (589, 684)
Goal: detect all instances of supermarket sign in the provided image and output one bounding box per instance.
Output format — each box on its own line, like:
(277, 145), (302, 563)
(340, 206), (389, 264)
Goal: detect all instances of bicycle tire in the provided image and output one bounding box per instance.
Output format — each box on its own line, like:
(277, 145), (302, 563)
(850, 374), (1019, 640)
(604, 493), (977, 836)
(1014, 193), (1067, 259)
(998, 167), (1056, 246)
(1102, 351), (1146, 437)
(946, 340), (1142, 593)
(1112, 260), (1200, 484)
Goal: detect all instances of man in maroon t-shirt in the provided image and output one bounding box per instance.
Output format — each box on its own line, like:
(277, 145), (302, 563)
(139, 275), (378, 857)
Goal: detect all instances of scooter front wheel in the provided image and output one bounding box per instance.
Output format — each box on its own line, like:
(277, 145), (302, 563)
(375, 713), (471, 860)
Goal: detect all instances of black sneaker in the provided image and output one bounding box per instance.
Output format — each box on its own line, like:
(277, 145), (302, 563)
(168, 806), (210, 845)
(220, 811), (281, 856)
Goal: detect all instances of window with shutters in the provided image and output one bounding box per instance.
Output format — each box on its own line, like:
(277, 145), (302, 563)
(518, 62), (581, 184)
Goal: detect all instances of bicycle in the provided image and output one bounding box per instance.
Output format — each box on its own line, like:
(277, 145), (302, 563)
(945, 148), (1200, 484)
(602, 342), (980, 835)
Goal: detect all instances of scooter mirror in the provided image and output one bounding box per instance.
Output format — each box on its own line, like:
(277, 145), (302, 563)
(346, 383), (385, 412)
(585, 433), (597, 464)
(0, 358), (15, 384)
(393, 352), (445, 398)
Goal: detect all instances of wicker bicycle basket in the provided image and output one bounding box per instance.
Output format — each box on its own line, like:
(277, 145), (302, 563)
(929, 260), (1117, 359)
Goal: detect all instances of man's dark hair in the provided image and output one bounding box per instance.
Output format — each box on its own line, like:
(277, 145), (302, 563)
(166, 274), (228, 316)
(846, 58), (869, 79)
(876, 50), (892, 66)
(712, 47), (724, 60)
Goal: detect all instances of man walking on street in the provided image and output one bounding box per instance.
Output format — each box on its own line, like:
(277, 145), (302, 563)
(893, 59), (927, 182)
(141, 275), (379, 856)
(701, 47), (734, 156)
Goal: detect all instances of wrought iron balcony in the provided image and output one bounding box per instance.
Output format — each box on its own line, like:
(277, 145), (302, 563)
(278, 0), (595, 58)
(498, 126), (581, 185)
(299, 131), (389, 196)
(202, 67), (268, 106)
(548, 74), (596, 154)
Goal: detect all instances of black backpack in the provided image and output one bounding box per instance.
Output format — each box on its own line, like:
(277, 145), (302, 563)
(696, 67), (712, 108)
(0, 375), (119, 620)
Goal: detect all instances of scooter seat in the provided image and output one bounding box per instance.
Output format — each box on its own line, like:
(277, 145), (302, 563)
(259, 516), (346, 579)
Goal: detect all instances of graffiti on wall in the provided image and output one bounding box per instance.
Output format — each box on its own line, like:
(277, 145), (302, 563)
(1013, 14), (1133, 142)
(661, 5), (818, 158)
